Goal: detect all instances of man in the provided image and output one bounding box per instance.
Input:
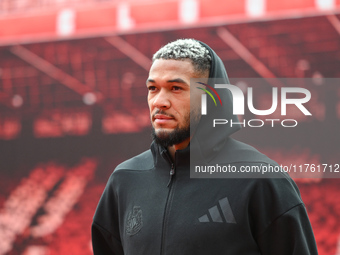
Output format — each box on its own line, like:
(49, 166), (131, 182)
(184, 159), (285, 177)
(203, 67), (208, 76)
(92, 39), (318, 254)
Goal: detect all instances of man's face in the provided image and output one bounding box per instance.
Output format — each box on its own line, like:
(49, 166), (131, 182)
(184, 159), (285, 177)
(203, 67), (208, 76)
(146, 59), (205, 148)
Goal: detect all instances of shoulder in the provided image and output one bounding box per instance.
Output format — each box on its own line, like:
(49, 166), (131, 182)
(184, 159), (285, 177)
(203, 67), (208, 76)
(104, 149), (154, 192)
(115, 149), (154, 172)
(251, 177), (302, 203)
(209, 138), (291, 178)
(220, 138), (278, 165)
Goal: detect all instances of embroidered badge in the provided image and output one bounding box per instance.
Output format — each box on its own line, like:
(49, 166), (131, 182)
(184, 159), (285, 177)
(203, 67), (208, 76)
(126, 206), (143, 236)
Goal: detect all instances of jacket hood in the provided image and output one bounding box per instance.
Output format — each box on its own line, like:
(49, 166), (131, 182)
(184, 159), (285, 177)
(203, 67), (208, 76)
(189, 41), (241, 163)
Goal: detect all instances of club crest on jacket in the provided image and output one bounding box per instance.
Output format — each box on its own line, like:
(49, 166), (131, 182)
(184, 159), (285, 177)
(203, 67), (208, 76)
(126, 206), (143, 236)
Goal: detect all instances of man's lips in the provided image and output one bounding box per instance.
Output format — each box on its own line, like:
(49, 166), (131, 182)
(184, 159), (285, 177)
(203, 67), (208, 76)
(153, 114), (174, 124)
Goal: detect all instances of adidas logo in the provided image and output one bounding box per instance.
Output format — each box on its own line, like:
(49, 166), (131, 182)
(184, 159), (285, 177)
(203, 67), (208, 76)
(198, 196), (236, 224)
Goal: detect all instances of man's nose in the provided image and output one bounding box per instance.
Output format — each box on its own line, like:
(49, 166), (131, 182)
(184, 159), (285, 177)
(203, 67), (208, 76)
(152, 90), (171, 109)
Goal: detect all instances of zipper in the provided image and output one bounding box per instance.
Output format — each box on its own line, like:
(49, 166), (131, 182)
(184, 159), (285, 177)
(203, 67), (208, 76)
(162, 150), (175, 187)
(160, 153), (177, 254)
(167, 164), (175, 187)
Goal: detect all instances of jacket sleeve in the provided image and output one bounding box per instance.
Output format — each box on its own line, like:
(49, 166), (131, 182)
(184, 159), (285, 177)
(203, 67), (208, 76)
(256, 203), (318, 255)
(92, 221), (124, 255)
(91, 172), (124, 255)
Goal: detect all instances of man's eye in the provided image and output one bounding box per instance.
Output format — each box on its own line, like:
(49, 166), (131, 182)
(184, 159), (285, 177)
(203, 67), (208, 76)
(173, 86), (182, 91)
(148, 86), (157, 91)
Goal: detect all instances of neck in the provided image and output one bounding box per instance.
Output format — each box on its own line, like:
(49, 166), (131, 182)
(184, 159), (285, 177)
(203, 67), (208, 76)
(167, 137), (190, 161)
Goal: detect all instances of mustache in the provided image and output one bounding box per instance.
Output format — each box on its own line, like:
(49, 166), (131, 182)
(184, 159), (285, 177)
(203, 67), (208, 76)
(152, 110), (175, 119)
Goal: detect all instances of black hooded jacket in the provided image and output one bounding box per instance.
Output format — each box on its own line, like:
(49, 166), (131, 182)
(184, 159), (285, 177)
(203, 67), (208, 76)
(92, 41), (318, 255)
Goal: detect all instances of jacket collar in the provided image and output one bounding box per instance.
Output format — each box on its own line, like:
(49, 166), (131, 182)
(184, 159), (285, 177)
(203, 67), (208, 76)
(151, 141), (190, 169)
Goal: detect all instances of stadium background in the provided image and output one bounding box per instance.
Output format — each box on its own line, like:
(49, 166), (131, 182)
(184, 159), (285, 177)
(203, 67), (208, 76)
(0, 0), (339, 254)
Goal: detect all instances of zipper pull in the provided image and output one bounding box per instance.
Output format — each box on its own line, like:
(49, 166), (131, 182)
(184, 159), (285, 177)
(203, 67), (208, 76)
(167, 164), (175, 187)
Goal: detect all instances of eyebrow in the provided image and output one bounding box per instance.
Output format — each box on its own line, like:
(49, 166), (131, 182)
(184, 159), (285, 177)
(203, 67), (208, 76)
(146, 78), (188, 86)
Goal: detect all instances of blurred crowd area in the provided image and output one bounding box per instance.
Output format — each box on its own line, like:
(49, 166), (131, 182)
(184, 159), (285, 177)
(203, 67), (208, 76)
(0, 159), (99, 255)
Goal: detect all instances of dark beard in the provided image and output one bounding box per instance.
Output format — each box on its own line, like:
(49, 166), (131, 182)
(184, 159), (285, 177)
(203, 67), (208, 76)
(151, 126), (190, 148)
(151, 108), (200, 148)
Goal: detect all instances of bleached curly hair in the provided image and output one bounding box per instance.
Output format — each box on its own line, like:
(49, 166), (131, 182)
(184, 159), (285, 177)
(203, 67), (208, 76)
(152, 39), (211, 76)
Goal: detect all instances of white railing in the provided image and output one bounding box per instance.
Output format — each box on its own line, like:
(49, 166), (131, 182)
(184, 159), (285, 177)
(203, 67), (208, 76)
(0, 0), (114, 14)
